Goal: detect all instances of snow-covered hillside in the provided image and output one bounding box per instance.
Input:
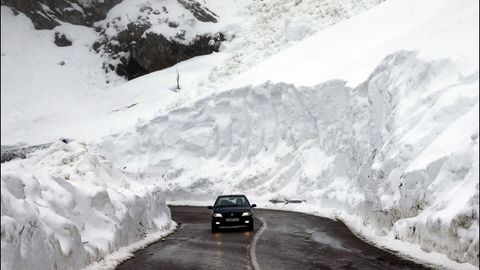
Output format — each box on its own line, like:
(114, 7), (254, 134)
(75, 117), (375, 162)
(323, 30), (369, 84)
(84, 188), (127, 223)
(1, 0), (382, 145)
(1, 0), (478, 269)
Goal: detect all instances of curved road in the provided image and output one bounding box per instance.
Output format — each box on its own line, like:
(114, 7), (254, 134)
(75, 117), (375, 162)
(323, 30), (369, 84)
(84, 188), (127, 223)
(117, 206), (433, 270)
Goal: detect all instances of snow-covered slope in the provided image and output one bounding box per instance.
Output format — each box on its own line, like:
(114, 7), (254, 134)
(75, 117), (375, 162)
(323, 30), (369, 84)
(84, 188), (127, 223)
(1, 0), (478, 269)
(205, 0), (384, 89)
(226, 0), (479, 89)
(1, 0), (382, 145)
(0, 6), (125, 145)
(0, 5), (226, 145)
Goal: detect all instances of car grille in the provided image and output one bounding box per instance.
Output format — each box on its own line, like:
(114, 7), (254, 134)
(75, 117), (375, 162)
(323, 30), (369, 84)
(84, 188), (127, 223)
(225, 212), (242, 218)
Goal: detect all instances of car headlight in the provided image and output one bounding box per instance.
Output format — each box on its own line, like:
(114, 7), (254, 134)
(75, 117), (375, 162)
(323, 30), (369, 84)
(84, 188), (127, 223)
(242, 212), (251, 217)
(213, 213), (223, 218)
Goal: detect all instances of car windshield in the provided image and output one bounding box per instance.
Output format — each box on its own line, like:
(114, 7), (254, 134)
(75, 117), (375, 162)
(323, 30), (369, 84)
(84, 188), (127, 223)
(214, 196), (249, 207)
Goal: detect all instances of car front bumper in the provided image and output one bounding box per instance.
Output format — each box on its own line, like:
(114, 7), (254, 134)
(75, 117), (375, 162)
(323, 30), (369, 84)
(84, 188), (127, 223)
(212, 216), (253, 227)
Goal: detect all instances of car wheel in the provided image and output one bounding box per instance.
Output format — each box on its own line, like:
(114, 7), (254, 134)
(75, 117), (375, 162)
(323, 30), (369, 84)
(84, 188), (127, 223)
(247, 222), (254, 231)
(211, 224), (218, 233)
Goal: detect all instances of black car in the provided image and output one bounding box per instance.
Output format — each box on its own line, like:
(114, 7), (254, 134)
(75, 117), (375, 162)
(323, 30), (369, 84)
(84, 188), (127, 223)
(208, 194), (256, 233)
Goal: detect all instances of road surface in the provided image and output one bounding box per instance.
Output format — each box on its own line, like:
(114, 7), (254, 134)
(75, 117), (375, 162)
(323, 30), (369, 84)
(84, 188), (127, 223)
(117, 206), (433, 270)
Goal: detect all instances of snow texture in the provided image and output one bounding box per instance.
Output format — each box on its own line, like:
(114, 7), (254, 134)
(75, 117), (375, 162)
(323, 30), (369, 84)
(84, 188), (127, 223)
(1, 141), (175, 270)
(1, 0), (478, 269)
(205, 0), (384, 91)
(96, 0), (225, 43)
(99, 50), (479, 267)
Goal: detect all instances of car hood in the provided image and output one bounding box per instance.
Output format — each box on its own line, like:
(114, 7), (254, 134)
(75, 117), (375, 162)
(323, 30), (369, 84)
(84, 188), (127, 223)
(214, 206), (251, 214)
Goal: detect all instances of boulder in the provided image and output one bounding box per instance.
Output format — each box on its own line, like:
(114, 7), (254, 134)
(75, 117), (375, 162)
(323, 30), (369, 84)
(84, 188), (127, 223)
(54, 32), (72, 47)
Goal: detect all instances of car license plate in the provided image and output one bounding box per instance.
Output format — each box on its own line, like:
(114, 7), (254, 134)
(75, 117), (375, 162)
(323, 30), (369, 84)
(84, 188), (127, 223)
(225, 218), (239, 222)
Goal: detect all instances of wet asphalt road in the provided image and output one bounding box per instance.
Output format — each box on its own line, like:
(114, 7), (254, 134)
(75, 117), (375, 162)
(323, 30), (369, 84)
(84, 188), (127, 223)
(117, 206), (433, 270)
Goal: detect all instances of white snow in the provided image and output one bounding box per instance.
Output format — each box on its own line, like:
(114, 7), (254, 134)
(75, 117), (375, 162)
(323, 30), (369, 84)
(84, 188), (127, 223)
(204, 0), (384, 92)
(99, 52), (478, 268)
(1, 0), (478, 269)
(1, 5), (231, 145)
(0, 6), (122, 145)
(96, 0), (246, 43)
(1, 141), (175, 270)
(225, 0), (479, 89)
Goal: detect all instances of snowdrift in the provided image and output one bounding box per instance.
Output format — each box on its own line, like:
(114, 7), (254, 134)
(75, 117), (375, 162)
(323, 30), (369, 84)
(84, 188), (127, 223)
(1, 141), (175, 270)
(99, 51), (479, 266)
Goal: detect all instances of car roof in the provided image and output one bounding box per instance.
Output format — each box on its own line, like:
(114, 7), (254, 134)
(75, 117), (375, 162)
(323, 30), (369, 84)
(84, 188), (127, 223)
(217, 194), (246, 197)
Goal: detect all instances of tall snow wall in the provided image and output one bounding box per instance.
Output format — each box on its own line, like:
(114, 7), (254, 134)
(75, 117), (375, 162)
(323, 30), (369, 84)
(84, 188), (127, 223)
(99, 51), (479, 265)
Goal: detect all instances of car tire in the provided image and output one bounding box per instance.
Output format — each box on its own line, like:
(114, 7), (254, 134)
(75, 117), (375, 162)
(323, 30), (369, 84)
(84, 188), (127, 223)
(247, 222), (254, 231)
(211, 224), (218, 233)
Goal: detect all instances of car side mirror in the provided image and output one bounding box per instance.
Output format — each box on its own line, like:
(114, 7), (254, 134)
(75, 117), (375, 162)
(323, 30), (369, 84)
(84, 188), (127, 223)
(207, 206), (213, 209)
(251, 204), (257, 208)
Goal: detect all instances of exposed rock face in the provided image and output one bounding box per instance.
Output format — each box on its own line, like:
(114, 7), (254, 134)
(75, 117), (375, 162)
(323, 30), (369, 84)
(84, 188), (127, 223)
(133, 32), (223, 72)
(98, 28), (224, 80)
(94, 0), (225, 80)
(1, 0), (122, 29)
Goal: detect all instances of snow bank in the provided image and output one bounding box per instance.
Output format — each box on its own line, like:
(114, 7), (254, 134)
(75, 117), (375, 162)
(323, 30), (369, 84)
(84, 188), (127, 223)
(1, 141), (175, 270)
(99, 50), (479, 267)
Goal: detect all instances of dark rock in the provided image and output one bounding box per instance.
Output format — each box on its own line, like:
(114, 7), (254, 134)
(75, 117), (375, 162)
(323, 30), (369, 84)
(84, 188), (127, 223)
(1, 0), (122, 29)
(168, 21), (179, 28)
(54, 32), (72, 47)
(107, 31), (224, 80)
(131, 32), (224, 76)
(1, 143), (52, 163)
(96, 21), (152, 79)
(115, 54), (148, 80)
(93, 41), (102, 51)
(96, 14), (224, 80)
(10, 7), (18, 15)
(0, 149), (26, 163)
(2, 0), (57, 29)
(177, 0), (218, 23)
